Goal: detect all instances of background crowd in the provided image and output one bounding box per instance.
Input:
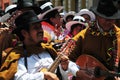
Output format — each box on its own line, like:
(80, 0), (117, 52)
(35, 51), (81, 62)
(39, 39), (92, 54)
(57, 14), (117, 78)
(0, 0), (120, 80)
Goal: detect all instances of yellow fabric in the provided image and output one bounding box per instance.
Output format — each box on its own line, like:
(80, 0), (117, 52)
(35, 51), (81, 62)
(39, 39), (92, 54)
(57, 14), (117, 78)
(44, 31), (52, 43)
(0, 52), (21, 80)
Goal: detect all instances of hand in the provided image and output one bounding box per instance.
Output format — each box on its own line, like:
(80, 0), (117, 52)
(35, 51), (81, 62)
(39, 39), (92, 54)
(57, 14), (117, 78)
(60, 55), (69, 71)
(44, 72), (59, 80)
(115, 77), (120, 80)
(0, 27), (9, 35)
(76, 70), (93, 80)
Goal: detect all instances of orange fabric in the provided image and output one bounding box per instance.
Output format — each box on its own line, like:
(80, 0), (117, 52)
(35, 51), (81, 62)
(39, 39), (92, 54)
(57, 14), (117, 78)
(41, 21), (55, 31)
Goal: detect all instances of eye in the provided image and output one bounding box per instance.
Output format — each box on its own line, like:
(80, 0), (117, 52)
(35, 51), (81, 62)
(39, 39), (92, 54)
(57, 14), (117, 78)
(32, 23), (42, 30)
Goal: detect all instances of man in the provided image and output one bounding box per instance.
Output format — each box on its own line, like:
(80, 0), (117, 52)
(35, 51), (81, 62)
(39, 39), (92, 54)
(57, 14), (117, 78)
(38, 2), (63, 44)
(0, 10), (85, 80)
(69, 0), (120, 80)
(0, 0), (42, 68)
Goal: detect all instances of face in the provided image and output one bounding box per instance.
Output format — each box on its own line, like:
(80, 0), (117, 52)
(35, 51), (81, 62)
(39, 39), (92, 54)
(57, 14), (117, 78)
(52, 13), (62, 27)
(97, 15), (116, 31)
(72, 25), (85, 36)
(81, 14), (91, 23)
(66, 17), (73, 22)
(23, 22), (43, 45)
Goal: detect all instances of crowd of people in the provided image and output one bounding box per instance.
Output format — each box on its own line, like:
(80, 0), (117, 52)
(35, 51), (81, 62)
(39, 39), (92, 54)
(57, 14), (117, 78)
(0, 0), (120, 80)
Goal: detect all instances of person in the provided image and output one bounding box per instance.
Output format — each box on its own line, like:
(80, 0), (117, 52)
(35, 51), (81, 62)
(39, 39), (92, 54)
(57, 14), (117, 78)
(64, 20), (87, 41)
(68, 0), (120, 80)
(0, 4), (19, 68)
(77, 8), (96, 27)
(0, 0), (42, 67)
(38, 2), (63, 43)
(0, 9), (5, 26)
(0, 10), (86, 80)
(64, 11), (75, 23)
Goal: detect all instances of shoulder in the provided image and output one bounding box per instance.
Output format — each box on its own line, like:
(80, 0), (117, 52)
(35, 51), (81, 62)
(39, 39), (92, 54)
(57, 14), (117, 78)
(73, 28), (88, 41)
(41, 43), (58, 57)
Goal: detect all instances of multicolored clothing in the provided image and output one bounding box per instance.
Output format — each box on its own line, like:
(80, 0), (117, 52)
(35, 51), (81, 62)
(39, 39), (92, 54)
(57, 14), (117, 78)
(69, 25), (120, 80)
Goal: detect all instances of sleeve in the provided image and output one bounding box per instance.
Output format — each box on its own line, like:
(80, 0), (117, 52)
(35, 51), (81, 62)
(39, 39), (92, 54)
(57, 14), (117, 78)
(69, 36), (83, 62)
(59, 61), (79, 80)
(14, 58), (44, 80)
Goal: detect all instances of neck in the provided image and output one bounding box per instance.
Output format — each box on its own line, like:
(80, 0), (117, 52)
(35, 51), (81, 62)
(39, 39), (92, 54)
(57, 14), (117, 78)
(96, 21), (104, 33)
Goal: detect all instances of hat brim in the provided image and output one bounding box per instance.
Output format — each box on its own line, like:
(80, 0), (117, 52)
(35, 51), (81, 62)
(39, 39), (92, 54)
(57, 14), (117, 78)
(91, 7), (120, 19)
(7, 7), (17, 14)
(12, 18), (43, 34)
(38, 6), (63, 20)
(64, 13), (75, 22)
(77, 10), (95, 21)
(66, 21), (86, 31)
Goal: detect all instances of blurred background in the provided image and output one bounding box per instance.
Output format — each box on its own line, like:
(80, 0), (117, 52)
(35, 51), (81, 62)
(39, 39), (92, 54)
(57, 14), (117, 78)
(0, 0), (99, 13)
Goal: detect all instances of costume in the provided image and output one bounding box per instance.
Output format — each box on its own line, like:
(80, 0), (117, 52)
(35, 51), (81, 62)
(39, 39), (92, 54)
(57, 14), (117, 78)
(0, 43), (79, 80)
(14, 43), (79, 80)
(41, 21), (57, 42)
(69, 25), (120, 80)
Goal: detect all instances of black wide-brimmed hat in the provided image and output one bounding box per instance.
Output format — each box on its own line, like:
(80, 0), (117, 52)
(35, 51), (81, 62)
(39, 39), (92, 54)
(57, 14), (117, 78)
(13, 10), (42, 34)
(91, 0), (120, 19)
(17, 0), (41, 15)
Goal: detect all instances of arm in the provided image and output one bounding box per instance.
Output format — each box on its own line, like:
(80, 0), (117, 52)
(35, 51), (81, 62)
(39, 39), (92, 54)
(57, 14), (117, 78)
(69, 36), (83, 62)
(14, 58), (59, 80)
(59, 60), (79, 80)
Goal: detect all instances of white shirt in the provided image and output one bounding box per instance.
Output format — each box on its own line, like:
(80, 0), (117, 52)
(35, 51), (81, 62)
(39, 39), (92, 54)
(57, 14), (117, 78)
(14, 51), (79, 80)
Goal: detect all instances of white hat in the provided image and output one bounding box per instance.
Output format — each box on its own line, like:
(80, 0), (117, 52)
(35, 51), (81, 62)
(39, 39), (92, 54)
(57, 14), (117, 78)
(60, 12), (65, 17)
(38, 2), (63, 20)
(64, 12), (75, 22)
(78, 9), (96, 21)
(73, 16), (85, 22)
(65, 21), (86, 31)
(5, 4), (17, 13)
(1, 4), (17, 22)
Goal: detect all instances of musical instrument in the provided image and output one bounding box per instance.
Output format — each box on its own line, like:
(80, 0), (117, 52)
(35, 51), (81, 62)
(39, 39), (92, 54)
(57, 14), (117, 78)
(40, 39), (75, 73)
(75, 54), (120, 80)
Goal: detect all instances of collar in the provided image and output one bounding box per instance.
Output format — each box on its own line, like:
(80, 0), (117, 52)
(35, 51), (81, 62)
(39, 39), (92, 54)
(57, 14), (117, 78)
(89, 23), (116, 36)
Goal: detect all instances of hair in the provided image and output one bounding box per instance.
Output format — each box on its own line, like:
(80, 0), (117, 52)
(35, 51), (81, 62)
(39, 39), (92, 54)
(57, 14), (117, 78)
(66, 15), (74, 22)
(0, 9), (5, 16)
(13, 24), (30, 41)
(70, 23), (84, 34)
(43, 9), (59, 25)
